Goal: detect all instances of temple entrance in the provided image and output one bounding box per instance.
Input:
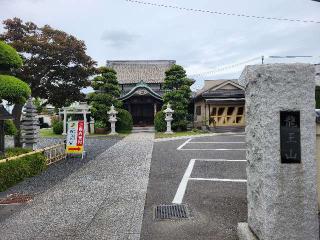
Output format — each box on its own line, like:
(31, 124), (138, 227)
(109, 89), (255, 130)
(123, 96), (162, 126)
(131, 103), (154, 126)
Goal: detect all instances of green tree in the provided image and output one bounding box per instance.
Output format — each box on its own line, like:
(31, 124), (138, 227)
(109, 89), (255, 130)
(1, 18), (95, 146)
(0, 41), (31, 146)
(88, 67), (122, 128)
(0, 18), (96, 107)
(163, 64), (193, 131)
(316, 86), (320, 109)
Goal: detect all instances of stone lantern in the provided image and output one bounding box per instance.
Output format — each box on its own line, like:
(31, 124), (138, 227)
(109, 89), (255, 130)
(108, 105), (118, 135)
(20, 98), (39, 150)
(0, 104), (13, 156)
(164, 103), (174, 134)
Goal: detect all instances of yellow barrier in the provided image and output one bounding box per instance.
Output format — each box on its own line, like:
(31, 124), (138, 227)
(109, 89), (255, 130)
(0, 143), (66, 165)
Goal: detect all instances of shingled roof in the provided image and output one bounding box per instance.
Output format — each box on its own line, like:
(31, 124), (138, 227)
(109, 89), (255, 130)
(106, 60), (176, 84)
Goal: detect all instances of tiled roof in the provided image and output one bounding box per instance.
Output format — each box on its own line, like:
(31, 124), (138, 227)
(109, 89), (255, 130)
(195, 79), (239, 97)
(106, 60), (176, 84)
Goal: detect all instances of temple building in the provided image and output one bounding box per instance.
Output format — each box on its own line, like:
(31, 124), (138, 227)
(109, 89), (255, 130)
(193, 79), (245, 130)
(107, 60), (175, 126)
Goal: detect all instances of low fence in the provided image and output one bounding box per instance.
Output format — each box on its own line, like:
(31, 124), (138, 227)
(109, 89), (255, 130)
(0, 143), (67, 165)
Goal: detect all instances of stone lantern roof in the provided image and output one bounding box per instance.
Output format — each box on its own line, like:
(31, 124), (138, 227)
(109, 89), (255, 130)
(0, 104), (13, 120)
(107, 105), (118, 115)
(164, 103), (174, 113)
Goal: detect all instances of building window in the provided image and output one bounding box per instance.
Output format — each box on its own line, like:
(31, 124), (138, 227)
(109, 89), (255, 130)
(196, 106), (201, 116)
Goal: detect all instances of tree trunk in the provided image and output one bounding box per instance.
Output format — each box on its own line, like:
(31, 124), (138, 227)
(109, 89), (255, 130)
(12, 104), (23, 147)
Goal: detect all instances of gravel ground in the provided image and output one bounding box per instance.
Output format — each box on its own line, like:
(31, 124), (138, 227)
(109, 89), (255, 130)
(0, 133), (154, 240)
(0, 136), (122, 223)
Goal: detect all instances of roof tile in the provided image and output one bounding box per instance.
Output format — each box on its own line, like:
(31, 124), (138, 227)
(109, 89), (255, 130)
(107, 60), (175, 84)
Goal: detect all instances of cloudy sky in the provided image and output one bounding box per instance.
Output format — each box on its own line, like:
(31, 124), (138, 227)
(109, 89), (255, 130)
(0, 0), (319, 90)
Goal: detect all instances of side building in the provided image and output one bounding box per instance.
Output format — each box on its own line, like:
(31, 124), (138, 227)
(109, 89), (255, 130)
(194, 79), (245, 131)
(316, 64), (320, 86)
(107, 60), (175, 126)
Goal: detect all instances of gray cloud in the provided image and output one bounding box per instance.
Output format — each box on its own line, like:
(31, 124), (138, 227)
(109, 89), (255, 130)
(0, 0), (319, 90)
(101, 30), (139, 48)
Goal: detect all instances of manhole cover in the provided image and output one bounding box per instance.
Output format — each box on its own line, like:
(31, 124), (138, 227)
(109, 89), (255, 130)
(154, 204), (189, 220)
(0, 194), (32, 205)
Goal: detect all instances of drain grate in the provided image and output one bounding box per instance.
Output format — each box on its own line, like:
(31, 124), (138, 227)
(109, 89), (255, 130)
(154, 204), (189, 220)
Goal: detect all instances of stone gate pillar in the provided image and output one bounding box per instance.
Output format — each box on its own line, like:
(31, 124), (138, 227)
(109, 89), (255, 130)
(238, 64), (319, 240)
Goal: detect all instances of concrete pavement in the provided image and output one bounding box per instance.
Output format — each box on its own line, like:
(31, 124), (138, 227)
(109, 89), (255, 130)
(140, 133), (247, 240)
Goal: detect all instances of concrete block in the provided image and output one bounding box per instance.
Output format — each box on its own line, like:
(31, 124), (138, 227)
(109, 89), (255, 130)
(240, 64), (319, 240)
(237, 223), (258, 240)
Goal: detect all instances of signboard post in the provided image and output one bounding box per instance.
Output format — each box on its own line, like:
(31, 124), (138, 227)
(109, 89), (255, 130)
(66, 120), (85, 159)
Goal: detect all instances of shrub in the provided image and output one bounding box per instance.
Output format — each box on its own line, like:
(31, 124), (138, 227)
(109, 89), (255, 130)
(154, 111), (166, 132)
(94, 120), (106, 129)
(116, 109), (133, 133)
(4, 120), (17, 136)
(52, 120), (63, 134)
(316, 86), (320, 109)
(0, 75), (31, 104)
(172, 119), (189, 131)
(0, 41), (23, 71)
(0, 152), (46, 192)
(1, 147), (32, 159)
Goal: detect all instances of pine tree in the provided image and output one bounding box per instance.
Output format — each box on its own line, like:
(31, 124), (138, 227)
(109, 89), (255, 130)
(88, 67), (122, 128)
(163, 64), (193, 131)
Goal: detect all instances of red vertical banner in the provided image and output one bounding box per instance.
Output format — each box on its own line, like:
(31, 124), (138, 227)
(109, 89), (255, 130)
(77, 120), (84, 147)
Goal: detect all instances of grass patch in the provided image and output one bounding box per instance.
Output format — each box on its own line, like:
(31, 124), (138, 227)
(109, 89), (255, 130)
(40, 128), (63, 138)
(155, 130), (208, 139)
(40, 128), (131, 139)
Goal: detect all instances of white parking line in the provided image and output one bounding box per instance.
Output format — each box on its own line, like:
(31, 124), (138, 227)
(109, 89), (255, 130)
(177, 138), (192, 150)
(178, 148), (246, 151)
(172, 159), (246, 204)
(177, 138), (246, 151)
(189, 178), (247, 183)
(172, 159), (195, 204)
(188, 141), (245, 144)
(196, 159), (247, 162)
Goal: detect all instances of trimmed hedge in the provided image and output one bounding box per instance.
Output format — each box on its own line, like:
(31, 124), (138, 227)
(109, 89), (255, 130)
(0, 147), (32, 159)
(52, 120), (63, 135)
(116, 109), (133, 133)
(0, 152), (46, 192)
(0, 75), (31, 104)
(154, 111), (166, 132)
(0, 41), (23, 71)
(4, 120), (17, 136)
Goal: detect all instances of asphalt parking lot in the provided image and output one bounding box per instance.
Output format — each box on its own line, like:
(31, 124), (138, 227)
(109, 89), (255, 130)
(140, 133), (247, 240)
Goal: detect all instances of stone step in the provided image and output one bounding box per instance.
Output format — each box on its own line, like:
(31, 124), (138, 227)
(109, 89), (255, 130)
(132, 126), (155, 133)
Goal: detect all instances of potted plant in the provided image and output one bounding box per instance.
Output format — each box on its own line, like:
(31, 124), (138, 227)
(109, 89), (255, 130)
(94, 120), (107, 134)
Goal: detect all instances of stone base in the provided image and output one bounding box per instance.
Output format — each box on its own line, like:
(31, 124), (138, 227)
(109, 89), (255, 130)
(108, 132), (118, 136)
(237, 223), (258, 240)
(164, 131), (173, 134)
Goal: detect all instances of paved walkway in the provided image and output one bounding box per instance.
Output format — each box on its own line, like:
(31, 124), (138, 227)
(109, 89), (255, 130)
(0, 133), (154, 240)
